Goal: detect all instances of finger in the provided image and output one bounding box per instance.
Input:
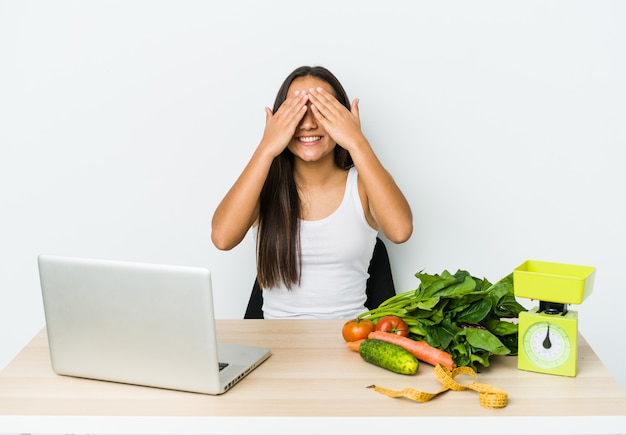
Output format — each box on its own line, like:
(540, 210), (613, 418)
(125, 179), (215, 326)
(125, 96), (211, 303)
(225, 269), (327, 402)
(264, 107), (273, 124)
(351, 98), (360, 118)
(309, 102), (326, 123)
(308, 87), (340, 118)
(277, 91), (308, 121)
(291, 103), (308, 126)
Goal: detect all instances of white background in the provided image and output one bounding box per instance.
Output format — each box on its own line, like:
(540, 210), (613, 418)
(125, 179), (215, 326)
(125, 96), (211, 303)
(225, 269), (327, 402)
(1, 0), (624, 393)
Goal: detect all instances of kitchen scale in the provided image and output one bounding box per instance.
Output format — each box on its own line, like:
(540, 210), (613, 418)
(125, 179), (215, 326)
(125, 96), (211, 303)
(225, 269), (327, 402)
(513, 260), (596, 377)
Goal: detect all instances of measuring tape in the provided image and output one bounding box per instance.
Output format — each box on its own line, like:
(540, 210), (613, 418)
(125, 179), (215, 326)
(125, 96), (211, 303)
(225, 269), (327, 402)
(367, 363), (508, 409)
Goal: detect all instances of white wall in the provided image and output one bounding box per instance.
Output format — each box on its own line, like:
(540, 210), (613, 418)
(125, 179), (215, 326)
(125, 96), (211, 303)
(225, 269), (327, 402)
(1, 1), (624, 391)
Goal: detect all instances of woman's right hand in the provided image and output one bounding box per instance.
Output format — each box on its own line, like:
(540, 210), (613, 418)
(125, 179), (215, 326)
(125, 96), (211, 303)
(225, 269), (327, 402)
(211, 91), (309, 250)
(259, 91), (308, 157)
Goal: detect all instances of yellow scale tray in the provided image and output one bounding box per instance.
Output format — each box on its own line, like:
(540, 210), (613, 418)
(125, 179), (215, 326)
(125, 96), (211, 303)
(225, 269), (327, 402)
(513, 260), (595, 304)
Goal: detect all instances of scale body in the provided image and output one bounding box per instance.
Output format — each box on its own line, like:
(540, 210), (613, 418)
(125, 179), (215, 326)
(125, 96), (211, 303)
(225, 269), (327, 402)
(518, 307), (578, 376)
(513, 260), (595, 377)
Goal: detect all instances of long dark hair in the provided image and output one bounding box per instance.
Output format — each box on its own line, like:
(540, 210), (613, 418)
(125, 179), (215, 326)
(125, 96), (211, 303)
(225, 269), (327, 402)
(257, 66), (354, 289)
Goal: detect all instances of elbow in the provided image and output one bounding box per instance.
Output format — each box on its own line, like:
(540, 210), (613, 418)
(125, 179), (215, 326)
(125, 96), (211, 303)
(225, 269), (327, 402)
(382, 221), (413, 244)
(212, 218), (255, 251)
(211, 231), (237, 251)
(373, 201), (413, 244)
(211, 237), (230, 251)
(386, 225), (413, 244)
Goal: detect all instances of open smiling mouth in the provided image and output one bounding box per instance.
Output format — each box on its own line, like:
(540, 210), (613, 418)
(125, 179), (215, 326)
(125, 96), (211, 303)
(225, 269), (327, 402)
(299, 136), (322, 143)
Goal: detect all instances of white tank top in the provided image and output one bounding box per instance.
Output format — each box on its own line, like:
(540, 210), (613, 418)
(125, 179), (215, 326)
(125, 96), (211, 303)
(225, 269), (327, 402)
(261, 167), (378, 319)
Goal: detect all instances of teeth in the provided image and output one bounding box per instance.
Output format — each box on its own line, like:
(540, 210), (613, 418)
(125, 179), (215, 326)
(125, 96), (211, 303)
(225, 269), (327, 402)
(300, 136), (321, 143)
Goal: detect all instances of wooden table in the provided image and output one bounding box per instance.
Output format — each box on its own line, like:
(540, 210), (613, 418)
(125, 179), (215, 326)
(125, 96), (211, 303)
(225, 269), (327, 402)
(1, 319), (625, 434)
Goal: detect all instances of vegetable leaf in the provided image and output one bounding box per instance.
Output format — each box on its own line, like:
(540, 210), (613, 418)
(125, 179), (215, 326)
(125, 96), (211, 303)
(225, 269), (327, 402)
(460, 327), (511, 356)
(359, 269), (527, 370)
(455, 298), (492, 324)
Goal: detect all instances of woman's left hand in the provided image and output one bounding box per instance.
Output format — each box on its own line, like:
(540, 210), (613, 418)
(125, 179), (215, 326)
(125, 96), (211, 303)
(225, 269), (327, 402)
(307, 87), (365, 151)
(309, 88), (413, 244)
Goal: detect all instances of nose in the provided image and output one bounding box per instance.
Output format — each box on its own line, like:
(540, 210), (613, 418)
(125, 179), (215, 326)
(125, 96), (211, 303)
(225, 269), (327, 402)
(299, 104), (317, 129)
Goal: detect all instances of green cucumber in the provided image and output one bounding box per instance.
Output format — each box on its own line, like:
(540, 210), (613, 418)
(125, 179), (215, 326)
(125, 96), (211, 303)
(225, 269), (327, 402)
(358, 338), (419, 375)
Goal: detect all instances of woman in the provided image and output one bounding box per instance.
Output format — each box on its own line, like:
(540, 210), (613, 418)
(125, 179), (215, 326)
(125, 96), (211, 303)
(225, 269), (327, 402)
(212, 66), (412, 319)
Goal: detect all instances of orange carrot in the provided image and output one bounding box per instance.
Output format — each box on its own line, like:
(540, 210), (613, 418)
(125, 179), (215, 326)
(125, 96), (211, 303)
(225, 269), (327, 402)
(368, 331), (455, 371)
(347, 339), (365, 352)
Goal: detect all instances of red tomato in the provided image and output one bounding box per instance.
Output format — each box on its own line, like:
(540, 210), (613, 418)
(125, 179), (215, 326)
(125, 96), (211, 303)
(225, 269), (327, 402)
(374, 315), (410, 337)
(342, 318), (375, 343)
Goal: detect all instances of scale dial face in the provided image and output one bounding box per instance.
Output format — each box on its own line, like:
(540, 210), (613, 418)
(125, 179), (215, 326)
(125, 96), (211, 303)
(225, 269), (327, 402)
(522, 321), (571, 369)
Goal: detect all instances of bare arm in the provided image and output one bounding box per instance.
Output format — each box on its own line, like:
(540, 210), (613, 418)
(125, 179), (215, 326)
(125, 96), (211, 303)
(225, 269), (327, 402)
(308, 87), (413, 243)
(350, 137), (414, 244)
(211, 92), (309, 250)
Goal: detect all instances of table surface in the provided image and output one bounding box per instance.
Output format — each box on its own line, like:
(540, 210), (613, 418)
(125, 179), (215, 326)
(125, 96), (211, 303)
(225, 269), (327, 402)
(1, 319), (625, 435)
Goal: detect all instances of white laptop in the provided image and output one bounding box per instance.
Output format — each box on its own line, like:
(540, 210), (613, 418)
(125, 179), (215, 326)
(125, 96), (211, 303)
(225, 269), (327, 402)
(37, 255), (271, 395)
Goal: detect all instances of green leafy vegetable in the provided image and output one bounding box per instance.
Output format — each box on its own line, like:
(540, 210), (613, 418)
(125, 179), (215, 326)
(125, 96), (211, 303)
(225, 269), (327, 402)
(357, 270), (527, 370)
